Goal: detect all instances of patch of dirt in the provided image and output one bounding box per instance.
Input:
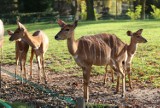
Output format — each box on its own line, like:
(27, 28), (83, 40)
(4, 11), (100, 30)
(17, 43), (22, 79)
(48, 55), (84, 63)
(0, 64), (160, 107)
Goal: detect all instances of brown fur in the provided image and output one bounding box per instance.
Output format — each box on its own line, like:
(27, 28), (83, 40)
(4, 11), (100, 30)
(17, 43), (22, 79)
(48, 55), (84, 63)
(55, 19), (128, 102)
(104, 29), (147, 90)
(9, 22), (49, 84)
(8, 30), (29, 83)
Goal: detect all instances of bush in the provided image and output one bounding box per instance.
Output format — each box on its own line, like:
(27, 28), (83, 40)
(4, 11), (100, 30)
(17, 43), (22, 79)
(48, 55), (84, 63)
(94, 8), (102, 20)
(80, 1), (87, 20)
(150, 5), (160, 19)
(126, 5), (142, 20)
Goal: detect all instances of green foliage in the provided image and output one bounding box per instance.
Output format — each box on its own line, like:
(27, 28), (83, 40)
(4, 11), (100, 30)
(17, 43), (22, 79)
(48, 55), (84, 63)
(80, 1), (101, 20)
(94, 8), (102, 20)
(150, 5), (160, 19)
(80, 1), (87, 20)
(11, 102), (28, 108)
(126, 5), (142, 20)
(86, 103), (112, 108)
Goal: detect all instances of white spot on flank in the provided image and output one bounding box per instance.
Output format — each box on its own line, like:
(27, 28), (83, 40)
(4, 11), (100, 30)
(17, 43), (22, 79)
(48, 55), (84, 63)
(34, 46), (39, 50)
(17, 39), (22, 41)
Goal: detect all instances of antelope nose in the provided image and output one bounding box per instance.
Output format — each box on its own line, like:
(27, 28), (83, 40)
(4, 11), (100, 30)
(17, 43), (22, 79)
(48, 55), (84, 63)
(145, 39), (148, 43)
(9, 37), (13, 41)
(55, 35), (59, 40)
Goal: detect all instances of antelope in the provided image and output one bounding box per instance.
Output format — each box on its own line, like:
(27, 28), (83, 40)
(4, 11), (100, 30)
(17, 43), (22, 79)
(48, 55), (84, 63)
(104, 29), (147, 90)
(9, 21), (49, 84)
(8, 30), (29, 83)
(55, 19), (128, 102)
(0, 20), (4, 48)
(0, 19), (4, 88)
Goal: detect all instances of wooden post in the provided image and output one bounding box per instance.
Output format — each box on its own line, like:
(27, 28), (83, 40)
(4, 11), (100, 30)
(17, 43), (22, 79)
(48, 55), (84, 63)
(76, 97), (85, 108)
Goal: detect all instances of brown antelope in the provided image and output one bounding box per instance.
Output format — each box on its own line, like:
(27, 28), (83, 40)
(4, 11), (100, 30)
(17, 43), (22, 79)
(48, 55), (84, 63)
(104, 29), (147, 90)
(8, 30), (29, 83)
(55, 19), (128, 102)
(9, 21), (49, 84)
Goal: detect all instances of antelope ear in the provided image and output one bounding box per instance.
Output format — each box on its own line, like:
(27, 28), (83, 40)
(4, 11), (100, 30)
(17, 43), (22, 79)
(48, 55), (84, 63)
(126, 30), (133, 36)
(73, 20), (78, 28)
(57, 19), (66, 28)
(7, 30), (13, 36)
(17, 21), (26, 31)
(136, 29), (143, 34)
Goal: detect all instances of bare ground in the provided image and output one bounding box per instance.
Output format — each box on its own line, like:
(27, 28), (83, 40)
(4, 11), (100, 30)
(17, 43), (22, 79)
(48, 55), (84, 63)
(0, 64), (160, 108)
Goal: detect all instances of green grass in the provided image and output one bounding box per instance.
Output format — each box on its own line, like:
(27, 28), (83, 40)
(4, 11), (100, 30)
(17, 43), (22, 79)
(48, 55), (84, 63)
(2, 20), (160, 87)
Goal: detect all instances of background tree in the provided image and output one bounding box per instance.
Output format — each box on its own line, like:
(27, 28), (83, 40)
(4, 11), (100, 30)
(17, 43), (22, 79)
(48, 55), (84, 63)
(0, 0), (18, 14)
(70, 0), (77, 16)
(19, 0), (52, 12)
(85, 0), (95, 20)
(141, 0), (146, 19)
(133, 0), (145, 19)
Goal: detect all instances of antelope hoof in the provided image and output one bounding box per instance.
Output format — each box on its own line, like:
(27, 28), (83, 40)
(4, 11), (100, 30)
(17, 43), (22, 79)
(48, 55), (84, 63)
(21, 80), (24, 84)
(84, 98), (89, 103)
(28, 76), (32, 80)
(114, 91), (118, 94)
(37, 80), (40, 83)
(111, 79), (114, 83)
(15, 76), (18, 80)
(44, 80), (47, 84)
(129, 86), (133, 90)
(121, 94), (125, 98)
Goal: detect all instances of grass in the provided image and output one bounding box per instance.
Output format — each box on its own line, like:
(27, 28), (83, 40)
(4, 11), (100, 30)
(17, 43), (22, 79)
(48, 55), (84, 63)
(1, 19), (160, 87)
(0, 99), (28, 108)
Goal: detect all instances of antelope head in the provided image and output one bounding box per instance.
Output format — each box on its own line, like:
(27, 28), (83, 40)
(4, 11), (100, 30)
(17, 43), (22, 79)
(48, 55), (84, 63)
(9, 21), (27, 41)
(55, 19), (78, 40)
(127, 29), (148, 43)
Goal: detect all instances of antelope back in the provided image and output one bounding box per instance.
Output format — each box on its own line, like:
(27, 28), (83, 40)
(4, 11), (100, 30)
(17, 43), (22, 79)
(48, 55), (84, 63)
(32, 30), (49, 53)
(127, 29), (147, 43)
(0, 19), (4, 48)
(0, 20), (4, 37)
(75, 33), (126, 66)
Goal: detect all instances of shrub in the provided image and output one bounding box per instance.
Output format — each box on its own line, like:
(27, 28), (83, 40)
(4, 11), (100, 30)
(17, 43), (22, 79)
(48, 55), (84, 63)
(126, 5), (142, 20)
(80, 1), (87, 20)
(94, 8), (102, 20)
(150, 5), (160, 19)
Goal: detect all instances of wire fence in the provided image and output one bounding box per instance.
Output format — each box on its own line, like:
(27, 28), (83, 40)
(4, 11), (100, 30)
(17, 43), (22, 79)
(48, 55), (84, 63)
(0, 11), (155, 25)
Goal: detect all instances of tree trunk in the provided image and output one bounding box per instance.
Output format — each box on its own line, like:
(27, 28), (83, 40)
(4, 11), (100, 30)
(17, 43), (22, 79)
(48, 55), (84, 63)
(85, 0), (95, 20)
(115, 0), (118, 19)
(141, 0), (146, 19)
(71, 0), (77, 15)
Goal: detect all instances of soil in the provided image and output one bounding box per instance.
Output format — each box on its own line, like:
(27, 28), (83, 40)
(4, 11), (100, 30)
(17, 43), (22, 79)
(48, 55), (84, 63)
(0, 64), (160, 108)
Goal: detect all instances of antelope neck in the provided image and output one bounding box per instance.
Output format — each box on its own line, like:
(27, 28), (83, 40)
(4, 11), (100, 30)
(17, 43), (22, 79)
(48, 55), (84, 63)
(67, 32), (77, 56)
(128, 38), (137, 55)
(24, 31), (40, 48)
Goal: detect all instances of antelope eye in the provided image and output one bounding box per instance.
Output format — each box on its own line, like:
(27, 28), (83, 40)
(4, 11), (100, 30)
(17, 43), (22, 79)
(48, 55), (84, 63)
(65, 29), (70, 31)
